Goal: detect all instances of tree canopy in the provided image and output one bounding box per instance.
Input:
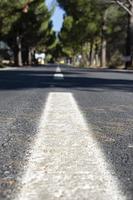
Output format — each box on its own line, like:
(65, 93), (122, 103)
(1, 0), (132, 68)
(57, 0), (132, 68)
(0, 0), (56, 66)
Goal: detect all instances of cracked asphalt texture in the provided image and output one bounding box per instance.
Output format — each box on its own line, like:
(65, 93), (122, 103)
(0, 65), (133, 199)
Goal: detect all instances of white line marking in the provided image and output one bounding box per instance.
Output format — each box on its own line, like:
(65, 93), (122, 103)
(56, 66), (61, 73)
(15, 93), (126, 200)
(0, 67), (18, 70)
(128, 144), (133, 148)
(53, 73), (64, 80)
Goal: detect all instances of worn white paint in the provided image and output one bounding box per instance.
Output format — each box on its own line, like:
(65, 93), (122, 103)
(56, 66), (61, 73)
(53, 73), (64, 80)
(15, 93), (126, 200)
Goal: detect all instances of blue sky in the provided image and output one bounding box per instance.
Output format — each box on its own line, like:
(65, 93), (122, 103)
(45, 0), (64, 32)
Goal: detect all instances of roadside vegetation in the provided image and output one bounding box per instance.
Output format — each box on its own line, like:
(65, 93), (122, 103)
(0, 0), (133, 69)
(57, 0), (133, 69)
(0, 0), (57, 66)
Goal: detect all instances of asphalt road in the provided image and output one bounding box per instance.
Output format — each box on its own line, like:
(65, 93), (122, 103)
(0, 65), (133, 200)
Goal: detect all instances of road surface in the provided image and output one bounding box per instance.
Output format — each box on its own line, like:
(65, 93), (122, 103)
(0, 65), (133, 200)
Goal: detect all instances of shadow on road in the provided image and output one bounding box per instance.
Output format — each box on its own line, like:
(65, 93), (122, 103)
(0, 69), (133, 92)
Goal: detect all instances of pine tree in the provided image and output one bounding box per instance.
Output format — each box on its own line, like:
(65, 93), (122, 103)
(0, 0), (54, 66)
(58, 0), (127, 68)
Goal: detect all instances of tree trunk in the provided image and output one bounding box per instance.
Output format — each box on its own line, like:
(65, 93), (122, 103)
(89, 41), (93, 66)
(101, 38), (107, 68)
(28, 48), (32, 66)
(16, 36), (22, 66)
(125, 6), (133, 69)
(95, 43), (100, 66)
(100, 10), (107, 68)
(13, 47), (18, 66)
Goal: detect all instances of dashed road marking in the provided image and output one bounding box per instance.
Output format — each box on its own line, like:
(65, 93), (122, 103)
(56, 66), (61, 73)
(15, 93), (126, 200)
(53, 66), (64, 80)
(53, 73), (64, 80)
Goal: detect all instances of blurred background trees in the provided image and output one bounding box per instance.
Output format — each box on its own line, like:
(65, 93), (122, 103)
(57, 0), (130, 68)
(0, 0), (56, 66)
(0, 0), (132, 68)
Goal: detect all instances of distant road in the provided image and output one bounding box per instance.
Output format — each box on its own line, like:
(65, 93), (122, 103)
(0, 65), (133, 200)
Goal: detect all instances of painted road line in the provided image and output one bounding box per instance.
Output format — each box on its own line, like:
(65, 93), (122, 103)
(53, 73), (64, 80)
(56, 66), (61, 73)
(15, 93), (126, 200)
(53, 66), (64, 80)
(0, 67), (18, 70)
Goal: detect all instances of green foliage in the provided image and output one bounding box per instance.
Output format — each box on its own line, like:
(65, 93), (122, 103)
(58, 0), (102, 60)
(109, 50), (123, 68)
(0, 0), (56, 65)
(57, 0), (127, 67)
(0, 0), (29, 36)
